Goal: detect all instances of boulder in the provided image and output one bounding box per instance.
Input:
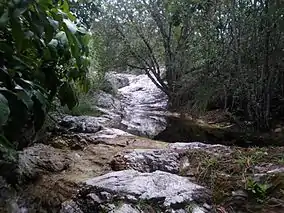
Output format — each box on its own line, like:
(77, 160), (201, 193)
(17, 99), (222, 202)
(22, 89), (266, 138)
(61, 170), (211, 213)
(105, 72), (130, 91)
(18, 144), (72, 180)
(94, 91), (122, 111)
(59, 115), (104, 133)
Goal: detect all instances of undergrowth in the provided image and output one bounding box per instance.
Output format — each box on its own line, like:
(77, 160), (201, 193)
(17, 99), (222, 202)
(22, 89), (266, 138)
(61, 92), (101, 117)
(183, 147), (284, 212)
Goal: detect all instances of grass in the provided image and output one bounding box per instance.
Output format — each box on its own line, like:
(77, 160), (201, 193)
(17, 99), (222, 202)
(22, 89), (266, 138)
(182, 146), (284, 212)
(62, 93), (102, 117)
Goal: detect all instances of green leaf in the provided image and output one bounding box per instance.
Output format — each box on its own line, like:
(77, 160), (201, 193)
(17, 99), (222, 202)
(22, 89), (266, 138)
(55, 31), (69, 47)
(15, 86), (34, 110)
(38, 0), (53, 10)
(45, 23), (55, 43)
(43, 48), (52, 60)
(12, 0), (21, 5)
(12, 56), (31, 69)
(63, 18), (78, 34)
(58, 82), (78, 109)
(48, 39), (59, 48)
(32, 90), (47, 131)
(13, 7), (28, 18)
(61, 0), (70, 13)
(0, 41), (14, 55)
(0, 10), (9, 28)
(65, 27), (82, 60)
(0, 135), (16, 159)
(0, 93), (10, 127)
(10, 17), (25, 51)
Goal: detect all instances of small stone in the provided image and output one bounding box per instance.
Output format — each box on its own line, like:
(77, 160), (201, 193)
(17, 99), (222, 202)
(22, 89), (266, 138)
(113, 203), (141, 213)
(88, 193), (102, 204)
(60, 200), (83, 213)
(100, 191), (112, 200)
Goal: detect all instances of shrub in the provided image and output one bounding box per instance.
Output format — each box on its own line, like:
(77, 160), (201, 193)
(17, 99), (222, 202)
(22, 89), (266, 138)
(0, 0), (90, 150)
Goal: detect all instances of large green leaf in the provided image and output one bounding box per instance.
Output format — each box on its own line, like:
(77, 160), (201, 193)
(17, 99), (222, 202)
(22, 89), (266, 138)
(0, 10), (9, 28)
(55, 31), (69, 47)
(13, 6), (28, 18)
(10, 17), (25, 51)
(15, 86), (34, 110)
(58, 82), (78, 109)
(0, 0), (90, 149)
(0, 93), (10, 127)
(61, 0), (70, 13)
(32, 90), (47, 131)
(38, 0), (53, 10)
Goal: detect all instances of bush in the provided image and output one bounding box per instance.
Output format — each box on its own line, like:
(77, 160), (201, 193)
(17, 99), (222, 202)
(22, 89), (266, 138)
(0, 0), (90, 150)
(62, 92), (101, 117)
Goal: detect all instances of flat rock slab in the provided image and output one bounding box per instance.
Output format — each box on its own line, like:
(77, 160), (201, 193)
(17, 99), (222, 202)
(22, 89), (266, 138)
(168, 142), (232, 154)
(110, 142), (233, 174)
(61, 170), (211, 213)
(111, 149), (181, 173)
(59, 115), (104, 133)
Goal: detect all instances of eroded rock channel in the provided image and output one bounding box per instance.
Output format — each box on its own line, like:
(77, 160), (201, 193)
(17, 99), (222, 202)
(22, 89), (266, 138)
(1, 73), (283, 213)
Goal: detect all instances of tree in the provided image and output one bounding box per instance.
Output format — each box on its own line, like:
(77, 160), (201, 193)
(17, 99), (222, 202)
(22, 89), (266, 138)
(69, 0), (100, 28)
(94, 0), (192, 98)
(96, 0), (284, 130)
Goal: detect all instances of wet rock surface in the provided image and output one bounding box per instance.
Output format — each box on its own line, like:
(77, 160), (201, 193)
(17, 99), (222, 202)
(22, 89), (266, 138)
(58, 72), (168, 138)
(1, 72), (284, 213)
(105, 72), (131, 91)
(92, 72), (168, 137)
(61, 170), (211, 213)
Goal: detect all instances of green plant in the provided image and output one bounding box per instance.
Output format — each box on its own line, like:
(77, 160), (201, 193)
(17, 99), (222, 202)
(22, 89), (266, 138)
(62, 92), (101, 116)
(246, 178), (269, 203)
(278, 157), (284, 165)
(0, 0), (90, 150)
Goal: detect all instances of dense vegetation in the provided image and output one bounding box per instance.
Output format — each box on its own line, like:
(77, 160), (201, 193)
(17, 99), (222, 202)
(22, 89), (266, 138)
(0, 0), (90, 155)
(94, 0), (284, 130)
(0, 0), (283, 157)
(0, 1), (283, 211)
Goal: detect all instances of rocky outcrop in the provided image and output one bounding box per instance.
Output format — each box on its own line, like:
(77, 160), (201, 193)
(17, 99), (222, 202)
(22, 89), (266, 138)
(77, 72), (168, 138)
(111, 149), (181, 173)
(61, 170), (211, 213)
(105, 72), (131, 91)
(18, 144), (72, 181)
(110, 142), (231, 174)
(1, 133), (284, 213)
(1, 71), (284, 213)
(59, 115), (105, 133)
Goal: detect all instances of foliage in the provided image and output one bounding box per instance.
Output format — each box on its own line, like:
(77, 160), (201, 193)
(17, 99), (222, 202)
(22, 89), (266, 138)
(69, 0), (100, 28)
(61, 91), (101, 116)
(246, 178), (269, 203)
(95, 0), (284, 130)
(0, 0), (90, 149)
